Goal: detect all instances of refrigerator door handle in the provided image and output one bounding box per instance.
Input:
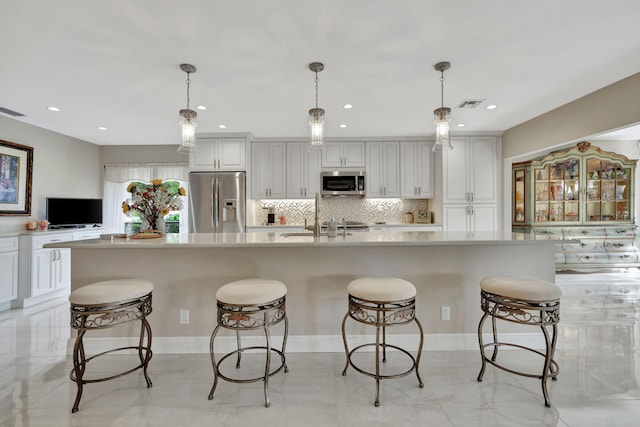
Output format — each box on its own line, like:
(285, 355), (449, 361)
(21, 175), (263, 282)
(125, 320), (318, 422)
(212, 177), (219, 230)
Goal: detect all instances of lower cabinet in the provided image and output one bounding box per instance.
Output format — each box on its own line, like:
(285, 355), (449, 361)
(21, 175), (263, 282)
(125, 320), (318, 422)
(443, 204), (497, 232)
(0, 236), (19, 304)
(525, 225), (640, 270)
(16, 229), (102, 308)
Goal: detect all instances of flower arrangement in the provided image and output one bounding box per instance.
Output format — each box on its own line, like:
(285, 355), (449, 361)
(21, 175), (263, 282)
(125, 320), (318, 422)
(122, 179), (186, 233)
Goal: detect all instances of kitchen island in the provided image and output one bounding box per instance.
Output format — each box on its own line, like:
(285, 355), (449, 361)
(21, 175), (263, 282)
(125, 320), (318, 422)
(47, 231), (567, 354)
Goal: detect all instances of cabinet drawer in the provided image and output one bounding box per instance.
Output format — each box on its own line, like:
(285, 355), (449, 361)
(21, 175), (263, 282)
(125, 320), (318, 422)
(73, 230), (102, 240)
(32, 234), (70, 249)
(605, 227), (638, 238)
(609, 252), (639, 264)
(564, 240), (604, 251)
(604, 239), (638, 251)
(564, 252), (611, 264)
(0, 236), (19, 252)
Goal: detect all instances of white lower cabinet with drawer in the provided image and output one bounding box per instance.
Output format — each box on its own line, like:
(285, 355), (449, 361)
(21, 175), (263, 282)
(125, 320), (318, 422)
(0, 236), (19, 305)
(15, 228), (102, 308)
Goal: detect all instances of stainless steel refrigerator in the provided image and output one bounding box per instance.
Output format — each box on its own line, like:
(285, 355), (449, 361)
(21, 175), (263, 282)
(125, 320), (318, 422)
(188, 171), (246, 233)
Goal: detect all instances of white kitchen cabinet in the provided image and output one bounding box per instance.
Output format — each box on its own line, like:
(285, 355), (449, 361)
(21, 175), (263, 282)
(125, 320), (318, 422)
(443, 204), (497, 232)
(400, 141), (435, 198)
(443, 136), (497, 204)
(366, 142), (400, 197)
(190, 137), (247, 171)
(251, 142), (286, 199)
(321, 142), (365, 168)
(287, 142), (321, 198)
(369, 224), (442, 232)
(16, 229), (99, 308)
(0, 236), (19, 304)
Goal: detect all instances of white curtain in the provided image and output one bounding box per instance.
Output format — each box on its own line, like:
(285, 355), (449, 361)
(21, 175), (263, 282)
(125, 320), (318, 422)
(103, 164), (189, 234)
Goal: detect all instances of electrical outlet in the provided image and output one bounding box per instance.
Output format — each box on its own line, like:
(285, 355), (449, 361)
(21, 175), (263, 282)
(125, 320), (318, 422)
(180, 309), (189, 324)
(441, 306), (450, 321)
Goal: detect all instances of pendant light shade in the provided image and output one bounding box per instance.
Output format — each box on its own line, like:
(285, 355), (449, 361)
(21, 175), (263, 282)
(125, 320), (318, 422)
(308, 62), (325, 150)
(433, 62), (454, 152)
(178, 63), (197, 154)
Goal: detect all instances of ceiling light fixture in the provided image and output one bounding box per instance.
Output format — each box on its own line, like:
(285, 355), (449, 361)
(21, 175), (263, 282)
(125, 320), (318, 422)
(47, 106), (60, 112)
(308, 62), (325, 150)
(432, 61), (453, 152)
(486, 104), (497, 110)
(177, 63), (198, 154)
(343, 104), (353, 109)
(339, 124), (347, 128)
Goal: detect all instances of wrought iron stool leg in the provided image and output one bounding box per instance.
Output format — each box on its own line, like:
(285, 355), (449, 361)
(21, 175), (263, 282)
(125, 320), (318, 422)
(341, 312), (350, 376)
(208, 324), (222, 400)
(550, 323), (559, 380)
(540, 323), (555, 407)
(490, 312), (499, 362)
(414, 316), (425, 388)
(382, 324), (387, 363)
(263, 317), (272, 408)
(235, 329), (242, 369)
(374, 318), (381, 407)
(139, 317), (153, 387)
(71, 327), (87, 413)
(477, 311), (489, 382)
(282, 314), (289, 373)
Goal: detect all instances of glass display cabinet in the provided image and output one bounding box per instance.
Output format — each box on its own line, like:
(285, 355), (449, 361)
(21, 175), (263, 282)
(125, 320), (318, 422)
(513, 141), (639, 270)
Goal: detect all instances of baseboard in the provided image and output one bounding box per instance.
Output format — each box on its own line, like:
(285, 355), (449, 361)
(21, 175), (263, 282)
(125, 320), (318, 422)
(67, 332), (546, 355)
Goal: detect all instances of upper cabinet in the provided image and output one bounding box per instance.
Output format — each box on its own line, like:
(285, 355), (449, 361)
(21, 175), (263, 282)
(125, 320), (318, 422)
(443, 136), (497, 204)
(190, 136), (247, 171)
(512, 141), (636, 227)
(400, 141), (434, 198)
(366, 142), (400, 197)
(251, 142), (287, 199)
(287, 142), (321, 199)
(322, 142), (365, 168)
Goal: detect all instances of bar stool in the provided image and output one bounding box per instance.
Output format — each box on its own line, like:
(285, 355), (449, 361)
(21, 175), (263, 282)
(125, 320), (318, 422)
(341, 277), (424, 407)
(477, 276), (562, 407)
(69, 279), (154, 413)
(209, 279), (288, 407)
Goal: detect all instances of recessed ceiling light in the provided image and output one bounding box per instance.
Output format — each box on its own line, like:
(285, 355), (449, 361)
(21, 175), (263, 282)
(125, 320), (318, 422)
(97, 126), (107, 131)
(343, 104), (353, 109)
(457, 123), (466, 128)
(486, 104), (497, 110)
(47, 106), (60, 112)
(196, 105), (207, 110)
(218, 124), (226, 129)
(339, 124), (347, 128)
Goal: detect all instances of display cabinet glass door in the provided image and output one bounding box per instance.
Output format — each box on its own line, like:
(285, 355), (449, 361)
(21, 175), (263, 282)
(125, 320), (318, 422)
(533, 159), (580, 223)
(585, 158), (631, 223)
(513, 169), (526, 223)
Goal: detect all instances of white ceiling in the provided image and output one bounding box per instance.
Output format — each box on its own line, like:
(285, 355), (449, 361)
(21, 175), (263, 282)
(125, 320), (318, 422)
(1, 0), (639, 147)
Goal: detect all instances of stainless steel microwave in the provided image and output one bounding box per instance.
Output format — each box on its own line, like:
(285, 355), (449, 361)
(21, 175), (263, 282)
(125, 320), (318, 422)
(321, 171), (366, 197)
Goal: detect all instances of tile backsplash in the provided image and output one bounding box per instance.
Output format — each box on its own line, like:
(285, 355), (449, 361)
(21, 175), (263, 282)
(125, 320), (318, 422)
(252, 198), (430, 226)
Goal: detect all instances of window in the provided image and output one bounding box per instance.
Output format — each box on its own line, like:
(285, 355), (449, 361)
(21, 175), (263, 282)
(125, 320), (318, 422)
(103, 164), (188, 234)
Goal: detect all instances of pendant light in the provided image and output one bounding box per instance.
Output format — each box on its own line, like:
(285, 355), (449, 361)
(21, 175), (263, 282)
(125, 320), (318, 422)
(308, 62), (325, 150)
(432, 61), (453, 152)
(178, 63), (197, 154)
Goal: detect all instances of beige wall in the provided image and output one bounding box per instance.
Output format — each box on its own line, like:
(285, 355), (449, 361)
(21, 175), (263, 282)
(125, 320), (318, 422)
(100, 145), (186, 165)
(503, 72), (640, 160)
(0, 116), (101, 232)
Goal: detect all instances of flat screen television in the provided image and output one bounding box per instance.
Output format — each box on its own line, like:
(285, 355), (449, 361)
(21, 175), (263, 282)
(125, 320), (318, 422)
(46, 198), (103, 228)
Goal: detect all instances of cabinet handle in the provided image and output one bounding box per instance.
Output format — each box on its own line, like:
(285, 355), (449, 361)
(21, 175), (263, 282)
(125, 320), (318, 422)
(414, 186), (417, 196)
(418, 186), (421, 195)
(304, 188), (307, 197)
(470, 193), (474, 202)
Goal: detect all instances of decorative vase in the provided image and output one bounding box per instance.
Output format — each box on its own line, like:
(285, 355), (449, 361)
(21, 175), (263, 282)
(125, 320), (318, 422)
(140, 215), (165, 234)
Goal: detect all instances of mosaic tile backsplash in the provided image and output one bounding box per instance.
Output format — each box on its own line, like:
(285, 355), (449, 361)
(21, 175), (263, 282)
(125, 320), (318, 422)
(253, 198), (430, 225)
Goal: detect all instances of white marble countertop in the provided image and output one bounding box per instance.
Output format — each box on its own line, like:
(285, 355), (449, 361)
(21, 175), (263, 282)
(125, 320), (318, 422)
(44, 230), (575, 249)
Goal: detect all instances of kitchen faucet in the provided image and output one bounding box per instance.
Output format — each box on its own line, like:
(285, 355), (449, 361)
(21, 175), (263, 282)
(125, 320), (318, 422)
(304, 192), (321, 237)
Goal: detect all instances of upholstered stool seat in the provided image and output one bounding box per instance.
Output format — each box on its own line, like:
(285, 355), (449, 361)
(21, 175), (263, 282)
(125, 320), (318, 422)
(69, 279), (154, 413)
(209, 279), (288, 407)
(477, 276), (562, 407)
(341, 277), (424, 407)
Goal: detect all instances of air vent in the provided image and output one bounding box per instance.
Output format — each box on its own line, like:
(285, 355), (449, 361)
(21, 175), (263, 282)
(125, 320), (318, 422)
(0, 107), (25, 117)
(457, 99), (484, 109)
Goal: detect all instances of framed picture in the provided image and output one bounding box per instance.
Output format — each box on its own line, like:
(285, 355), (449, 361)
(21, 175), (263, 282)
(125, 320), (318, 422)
(0, 139), (33, 215)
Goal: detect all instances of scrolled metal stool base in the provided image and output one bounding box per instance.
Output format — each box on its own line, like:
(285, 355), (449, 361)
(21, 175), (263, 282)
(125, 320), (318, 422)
(209, 295), (288, 408)
(341, 294), (424, 407)
(477, 289), (560, 407)
(69, 292), (153, 413)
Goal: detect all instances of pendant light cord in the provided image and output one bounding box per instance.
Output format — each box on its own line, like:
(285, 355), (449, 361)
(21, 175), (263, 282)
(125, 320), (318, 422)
(185, 73), (191, 110)
(440, 71), (445, 108)
(315, 72), (319, 109)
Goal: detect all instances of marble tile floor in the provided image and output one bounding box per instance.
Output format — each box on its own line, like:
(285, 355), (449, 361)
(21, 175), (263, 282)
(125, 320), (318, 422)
(2, 270), (640, 426)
